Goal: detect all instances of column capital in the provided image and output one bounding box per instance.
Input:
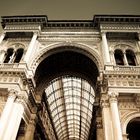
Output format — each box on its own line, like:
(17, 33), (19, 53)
(100, 94), (109, 108)
(8, 89), (18, 98)
(15, 94), (28, 107)
(33, 31), (38, 35)
(96, 118), (103, 129)
(29, 114), (37, 126)
(109, 91), (118, 102)
(101, 31), (107, 35)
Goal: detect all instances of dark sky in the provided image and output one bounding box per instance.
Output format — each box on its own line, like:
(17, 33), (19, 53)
(0, 0), (140, 20)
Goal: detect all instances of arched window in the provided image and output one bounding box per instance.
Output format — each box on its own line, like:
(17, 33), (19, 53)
(126, 50), (136, 66)
(114, 49), (124, 65)
(14, 48), (24, 63)
(4, 48), (14, 63)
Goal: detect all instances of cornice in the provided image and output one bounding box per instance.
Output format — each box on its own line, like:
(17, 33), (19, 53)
(1, 15), (47, 29)
(2, 15), (140, 30)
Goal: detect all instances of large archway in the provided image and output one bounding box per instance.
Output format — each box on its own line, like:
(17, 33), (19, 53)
(34, 49), (99, 140)
(126, 117), (140, 140)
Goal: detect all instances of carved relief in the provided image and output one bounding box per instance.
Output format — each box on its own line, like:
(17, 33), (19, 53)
(0, 95), (7, 117)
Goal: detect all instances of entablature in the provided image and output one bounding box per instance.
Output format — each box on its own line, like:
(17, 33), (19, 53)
(0, 63), (35, 90)
(103, 65), (140, 89)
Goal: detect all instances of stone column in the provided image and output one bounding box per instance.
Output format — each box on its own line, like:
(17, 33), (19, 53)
(8, 51), (16, 63)
(96, 117), (103, 140)
(110, 50), (116, 65)
(0, 89), (17, 139)
(101, 94), (113, 140)
(24, 32), (37, 63)
(101, 32), (111, 64)
(2, 95), (25, 140)
(24, 114), (37, 140)
(123, 52), (128, 66)
(109, 92), (123, 140)
(0, 50), (6, 63)
(0, 32), (6, 45)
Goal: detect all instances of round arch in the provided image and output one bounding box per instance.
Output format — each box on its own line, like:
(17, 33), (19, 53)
(31, 42), (103, 73)
(121, 111), (140, 134)
(33, 42), (101, 140)
(112, 43), (137, 53)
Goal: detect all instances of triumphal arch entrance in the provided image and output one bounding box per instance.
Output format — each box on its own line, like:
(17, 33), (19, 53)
(0, 15), (140, 140)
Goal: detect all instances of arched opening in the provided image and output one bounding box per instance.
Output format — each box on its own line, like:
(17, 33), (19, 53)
(35, 50), (99, 140)
(44, 76), (95, 140)
(126, 117), (140, 140)
(4, 48), (14, 63)
(126, 50), (136, 66)
(114, 49), (124, 65)
(14, 48), (24, 63)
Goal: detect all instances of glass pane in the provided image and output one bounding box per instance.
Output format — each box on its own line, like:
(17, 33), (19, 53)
(45, 76), (95, 140)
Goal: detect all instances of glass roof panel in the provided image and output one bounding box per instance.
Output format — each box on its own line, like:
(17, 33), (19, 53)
(45, 76), (95, 140)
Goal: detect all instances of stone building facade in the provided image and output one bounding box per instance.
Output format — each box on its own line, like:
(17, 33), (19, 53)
(0, 15), (140, 140)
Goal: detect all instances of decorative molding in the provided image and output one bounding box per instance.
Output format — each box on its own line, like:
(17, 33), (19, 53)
(96, 117), (103, 129)
(100, 94), (109, 108)
(100, 23), (140, 32)
(31, 42), (103, 72)
(109, 92), (118, 102)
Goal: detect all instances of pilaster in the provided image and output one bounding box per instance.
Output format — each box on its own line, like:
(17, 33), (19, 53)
(109, 92), (123, 140)
(96, 117), (103, 140)
(100, 94), (113, 140)
(24, 32), (38, 63)
(0, 32), (6, 45)
(0, 50), (6, 63)
(24, 114), (37, 140)
(101, 32), (111, 65)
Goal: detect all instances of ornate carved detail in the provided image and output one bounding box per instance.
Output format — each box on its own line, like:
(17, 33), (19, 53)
(100, 94), (109, 108)
(134, 94), (140, 107)
(96, 117), (103, 129)
(38, 103), (57, 140)
(28, 114), (37, 126)
(109, 92), (118, 102)
(101, 23), (139, 32)
(30, 42), (103, 72)
(8, 88), (18, 98)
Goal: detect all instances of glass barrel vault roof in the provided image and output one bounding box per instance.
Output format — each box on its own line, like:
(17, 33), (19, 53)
(45, 76), (95, 140)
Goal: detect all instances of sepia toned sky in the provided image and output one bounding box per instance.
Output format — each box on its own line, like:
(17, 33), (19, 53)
(0, 0), (140, 20)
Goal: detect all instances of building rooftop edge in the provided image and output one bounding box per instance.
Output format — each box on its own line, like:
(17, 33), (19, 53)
(1, 14), (140, 29)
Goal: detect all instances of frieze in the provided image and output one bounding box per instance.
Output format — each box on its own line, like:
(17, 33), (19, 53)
(38, 36), (101, 42)
(108, 79), (140, 87)
(119, 102), (137, 110)
(4, 24), (41, 32)
(100, 23), (139, 32)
